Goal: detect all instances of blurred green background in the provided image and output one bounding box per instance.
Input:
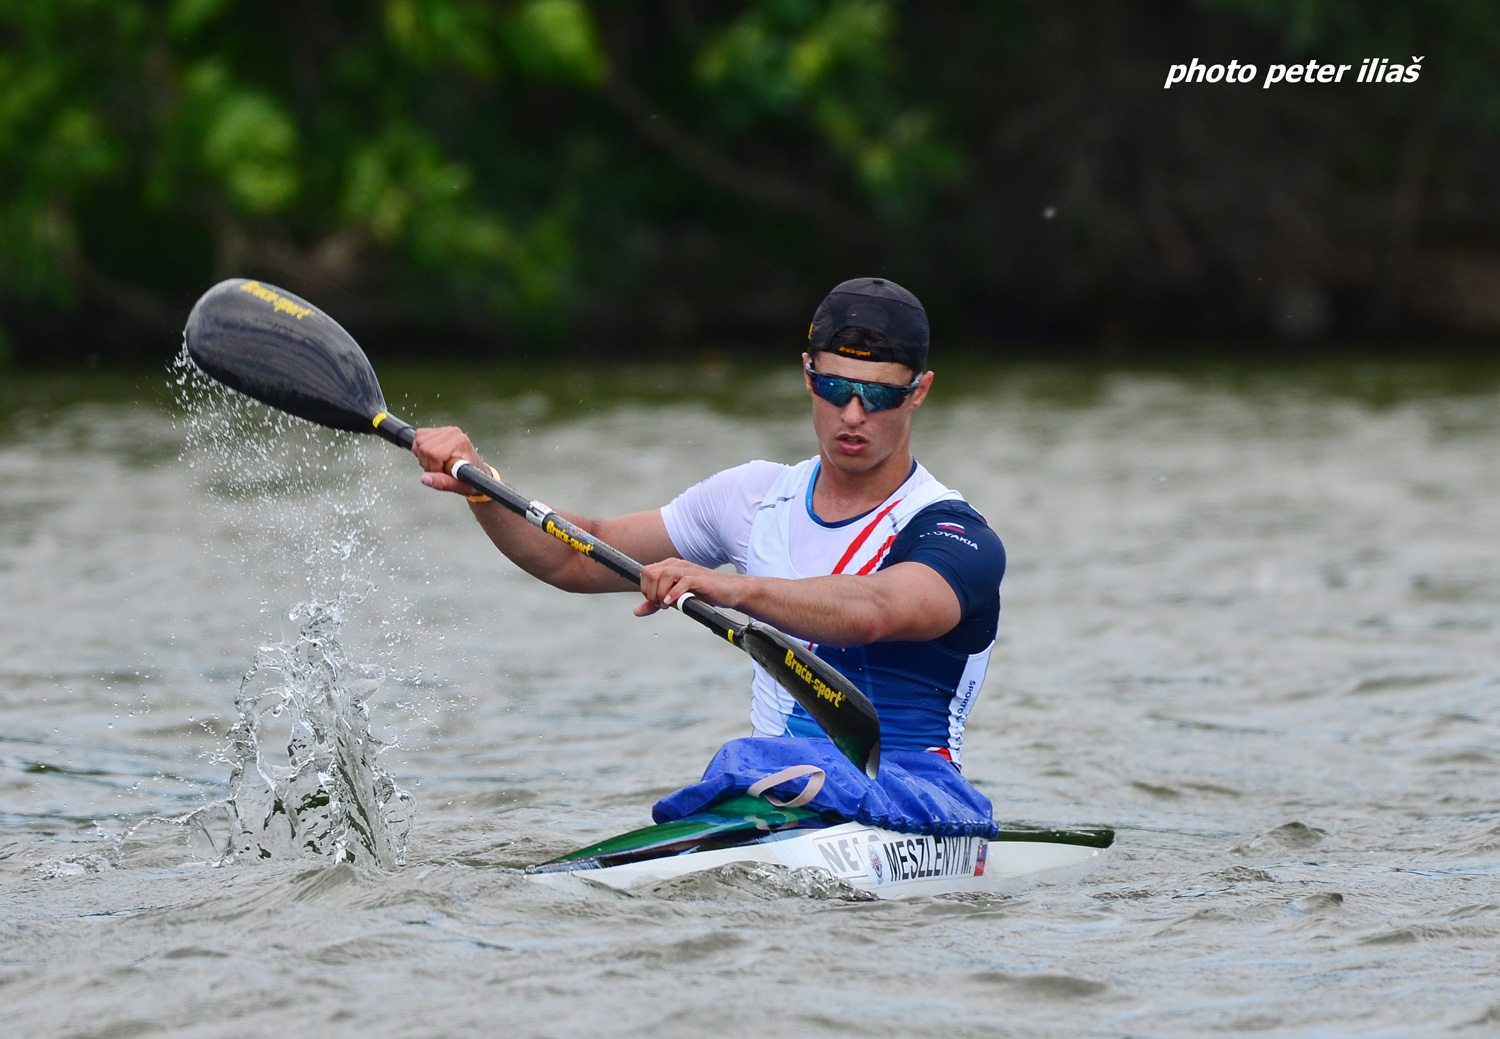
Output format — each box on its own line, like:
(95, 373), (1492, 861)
(1, 0), (1497, 367)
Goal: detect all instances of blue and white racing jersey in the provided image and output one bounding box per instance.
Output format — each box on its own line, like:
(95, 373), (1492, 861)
(661, 457), (1006, 766)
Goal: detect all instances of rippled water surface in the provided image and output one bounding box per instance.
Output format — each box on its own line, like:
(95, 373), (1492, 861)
(2, 359), (1498, 1037)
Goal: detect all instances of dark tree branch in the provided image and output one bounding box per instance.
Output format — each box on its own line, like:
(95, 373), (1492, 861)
(598, 73), (875, 241)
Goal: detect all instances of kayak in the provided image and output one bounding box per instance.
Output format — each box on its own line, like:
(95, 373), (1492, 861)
(528, 795), (1114, 899)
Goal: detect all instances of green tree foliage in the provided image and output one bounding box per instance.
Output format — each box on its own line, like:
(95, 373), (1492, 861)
(1, 1), (1497, 360)
(0, 0), (952, 352)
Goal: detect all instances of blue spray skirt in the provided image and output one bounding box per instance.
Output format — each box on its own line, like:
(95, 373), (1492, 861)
(652, 737), (1000, 839)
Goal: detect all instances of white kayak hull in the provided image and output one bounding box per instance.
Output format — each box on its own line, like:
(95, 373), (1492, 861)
(530, 820), (1111, 899)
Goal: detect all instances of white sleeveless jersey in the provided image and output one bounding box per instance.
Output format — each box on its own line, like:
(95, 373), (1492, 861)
(661, 456), (998, 764)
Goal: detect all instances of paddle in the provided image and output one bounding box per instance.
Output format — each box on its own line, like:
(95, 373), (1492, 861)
(183, 278), (881, 776)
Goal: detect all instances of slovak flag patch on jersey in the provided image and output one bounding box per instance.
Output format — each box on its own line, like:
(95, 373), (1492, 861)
(935, 522), (967, 533)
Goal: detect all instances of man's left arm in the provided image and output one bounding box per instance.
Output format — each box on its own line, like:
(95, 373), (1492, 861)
(775, 563), (968, 645)
(637, 510), (1004, 647)
(636, 560), (960, 646)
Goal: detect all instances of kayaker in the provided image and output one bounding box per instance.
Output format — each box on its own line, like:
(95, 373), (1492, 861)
(412, 277), (1005, 768)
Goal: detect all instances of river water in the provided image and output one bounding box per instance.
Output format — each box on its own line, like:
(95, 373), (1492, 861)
(2, 358), (1497, 1037)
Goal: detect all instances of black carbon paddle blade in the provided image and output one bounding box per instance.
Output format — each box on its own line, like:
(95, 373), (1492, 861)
(184, 278), (387, 433)
(738, 621), (882, 777)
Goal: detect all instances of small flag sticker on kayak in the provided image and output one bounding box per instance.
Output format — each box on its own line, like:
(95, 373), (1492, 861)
(936, 522), (966, 533)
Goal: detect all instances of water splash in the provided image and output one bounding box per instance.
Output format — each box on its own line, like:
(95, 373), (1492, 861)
(190, 596), (414, 869)
(170, 346), (393, 601)
(172, 345), (421, 869)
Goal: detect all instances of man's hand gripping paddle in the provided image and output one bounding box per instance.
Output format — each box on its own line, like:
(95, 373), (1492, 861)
(184, 278), (881, 776)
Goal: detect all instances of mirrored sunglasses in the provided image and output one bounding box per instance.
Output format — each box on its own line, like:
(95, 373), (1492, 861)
(804, 360), (920, 412)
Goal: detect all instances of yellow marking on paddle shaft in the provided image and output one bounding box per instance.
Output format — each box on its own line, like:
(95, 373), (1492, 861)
(239, 280), (313, 320)
(372, 412), (389, 429)
(783, 649), (846, 707)
(545, 518), (594, 555)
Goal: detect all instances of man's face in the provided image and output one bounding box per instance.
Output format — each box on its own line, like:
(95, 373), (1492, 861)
(803, 351), (934, 478)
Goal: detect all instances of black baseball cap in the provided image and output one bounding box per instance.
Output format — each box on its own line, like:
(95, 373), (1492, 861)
(807, 277), (930, 372)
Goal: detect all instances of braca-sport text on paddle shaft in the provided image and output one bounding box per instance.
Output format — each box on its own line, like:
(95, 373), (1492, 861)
(184, 278), (881, 775)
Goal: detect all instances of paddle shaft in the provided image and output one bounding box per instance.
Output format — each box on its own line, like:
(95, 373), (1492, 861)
(371, 411), (737, 643)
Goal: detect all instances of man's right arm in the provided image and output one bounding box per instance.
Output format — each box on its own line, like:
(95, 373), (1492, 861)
(411, 426), (680, 594)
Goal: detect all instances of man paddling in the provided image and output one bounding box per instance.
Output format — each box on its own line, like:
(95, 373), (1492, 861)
(412, 278), (1005, 768)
